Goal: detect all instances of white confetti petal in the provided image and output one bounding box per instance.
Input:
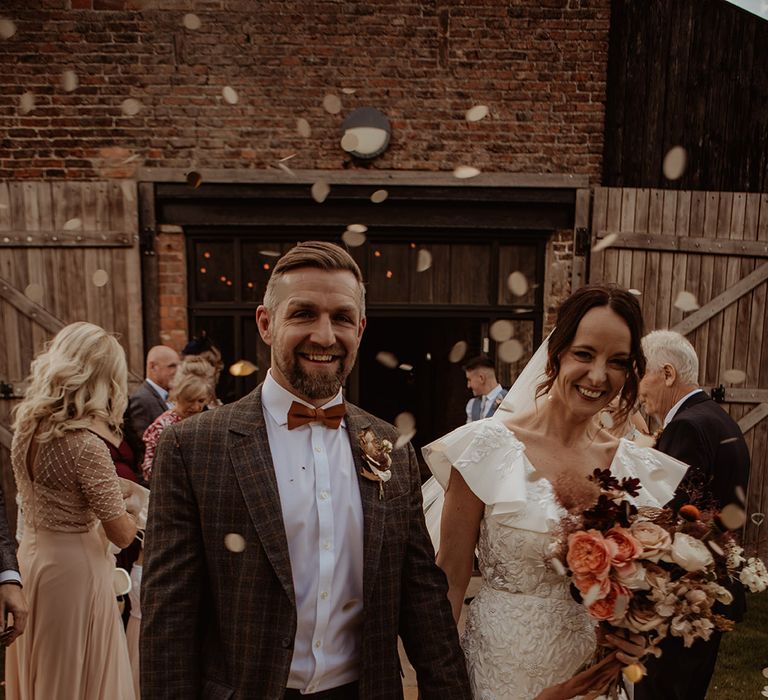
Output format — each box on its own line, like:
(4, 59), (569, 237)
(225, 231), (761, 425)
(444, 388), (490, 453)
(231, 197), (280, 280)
(663, 146), (687, 181)
(277, 162), (296, 177)
(394, 430), (416, 450)
(722, 369), (746, 384)
(24, 283), (43, 304)
(453, 165), (480, 179)
(347, 223), (367, 234)
(398, 363), (413, 372)
(628, 288), (642, 296)
(370, 189), (388, 204)
(498, 339), (525, 363)
(375, 351), (399, 369)
(323, 93), (342, 114)
(598, 410), (615, 430)
(229, 360), (257, 377)
(465, 104), (489, 122)
(222, 86), (239, 105)
(720, 504), (746, 530)
(582, 583), (603, 607)
(92, 269), (109, 287)
(61, 70), (78, 92)
(489, 320), (514, 342)
(341, 229), (366, 247)
(259, 249), (281, 257)
(182, 13), (201, 30)
(340, 132), (359, 152)
(735, 485), (746, 504)
(224, 533), (246, 553)
(762, 667), (768, 679)
(448, 341), (468, 364)
(395, 412), (416, 433)
(120, 98), (142, 116)
(550, 558), (566, 577)
(19, 91), (34, 114)
(296, 117), (311, 138)
(311, 180), (330, 203)
(341, 87), (357, 95)
(507, 271), (529, 297)
(0, 19), (17, 40)
(416, 249), (432, 272)
(592, 232), (618, 252)
(673, 290), (700, 312)
(63, 218), (82, 231)
(707, 541), (724, 556)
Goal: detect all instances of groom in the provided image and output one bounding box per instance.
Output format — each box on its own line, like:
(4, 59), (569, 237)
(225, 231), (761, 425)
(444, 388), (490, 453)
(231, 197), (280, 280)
(140, 241), (470, 699)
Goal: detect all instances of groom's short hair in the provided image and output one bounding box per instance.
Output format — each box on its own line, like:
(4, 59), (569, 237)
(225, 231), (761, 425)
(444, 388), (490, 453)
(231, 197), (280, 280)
(262, 240), (366, 314)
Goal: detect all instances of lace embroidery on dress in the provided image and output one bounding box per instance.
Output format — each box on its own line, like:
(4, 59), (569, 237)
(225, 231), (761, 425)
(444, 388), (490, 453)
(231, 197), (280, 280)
(453, 421), (525, 476)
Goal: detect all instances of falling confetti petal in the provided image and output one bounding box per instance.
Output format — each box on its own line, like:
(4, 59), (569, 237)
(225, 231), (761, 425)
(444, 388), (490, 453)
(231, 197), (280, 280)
(489, 320), (514, 342)
(763, 668), (768, 679)
(628, 288), (642, 296)
(465, 104), (489, 122)
(341, 229), (366, 247)
(341, 87), (356, 95)
(663, 146), (687, 181)
(498, 339), (524, 363)
(279, 153), (297, 163)
(583, 583), (603, 608)
(720, 504), (746, 530)
(707, 541), (724, 556)
(19, 91), (34, 114)
(722, 369), (746, 384)
(24, 283), (43, 304)
(92, 269), (109, 287)
(0, 18), (17, 39)
(394, 430), (416, 450)
(453, 165), (480, 179)
(751, 512), (765, 526)
(61, 70), (78, 92)
(296, 117), (311, 138)
(398, 363), (413, 371)
(186, 171), (203, 188)
(229, 360), (257, 377)
(277, 162), (296, 177)
(375, 351), (399, 369)
(599, 411), (615, 430)
(720, 437), (739, 445)
(222, 86), (239, 105)
(416, 249), (432, 272)
(550, 558), (566, 577)
(448, 341), (468, 364)
(323, 93), (342, 114)
(182, 13), (201, 30)
(259, 249), (280, 257)
(120, 98), (142, 116)
(592, 233), (618, 252)
(63, 218), (82, 231)
(507, 271), (529, 297)
(224, 533), (246, 553)
(347, 223), (367, 234)
(340, 132), (359, 152)
(370, 189), (388, 204)
(735, 485), (746, 504)
(395, 412), (416, 434)
(311, 180), (330, 203)
(673, 291), (700, 312)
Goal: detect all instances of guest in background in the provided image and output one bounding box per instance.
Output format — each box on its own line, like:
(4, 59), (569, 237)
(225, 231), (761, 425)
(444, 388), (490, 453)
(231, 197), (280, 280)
(0, 478), (27, 647)
(596, 394), (650, 441)
(464, 355), (508, 423)
(140, 356), (215, 482)
(182, 332), (226, 406)
(6, 322), (137, 700)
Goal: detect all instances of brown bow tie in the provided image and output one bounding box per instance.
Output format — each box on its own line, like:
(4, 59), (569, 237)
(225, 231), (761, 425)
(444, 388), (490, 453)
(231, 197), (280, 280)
(287, 401), (346, 430)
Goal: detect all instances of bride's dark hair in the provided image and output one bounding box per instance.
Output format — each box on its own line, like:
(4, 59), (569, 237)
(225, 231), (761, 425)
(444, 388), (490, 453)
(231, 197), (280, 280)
(536, 284), (646, 424)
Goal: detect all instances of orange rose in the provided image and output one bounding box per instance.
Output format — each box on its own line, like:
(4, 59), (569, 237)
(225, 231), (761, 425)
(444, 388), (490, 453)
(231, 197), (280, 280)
(567, 530), (614, 578)
(588, 579), (630, 621)
(605, 526), (643, 567)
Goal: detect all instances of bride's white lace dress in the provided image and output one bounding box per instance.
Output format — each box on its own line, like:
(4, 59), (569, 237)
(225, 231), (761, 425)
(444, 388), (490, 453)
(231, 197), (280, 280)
(422, 418), (687, 700)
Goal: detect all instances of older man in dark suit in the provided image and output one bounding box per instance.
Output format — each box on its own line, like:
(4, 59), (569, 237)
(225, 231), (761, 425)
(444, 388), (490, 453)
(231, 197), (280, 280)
(126, 345), (180, 440)
(141, 242), (470, 700)
(636, 329), (750, 700)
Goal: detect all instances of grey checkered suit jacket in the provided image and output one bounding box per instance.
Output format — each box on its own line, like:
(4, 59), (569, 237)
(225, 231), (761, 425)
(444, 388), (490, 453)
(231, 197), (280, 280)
(140, 386), (470, 700)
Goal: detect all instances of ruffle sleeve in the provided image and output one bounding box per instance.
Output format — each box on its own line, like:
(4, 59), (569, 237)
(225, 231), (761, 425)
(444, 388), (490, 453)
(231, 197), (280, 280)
(613, 439), (689, 508)
(422, 419), (561, 533)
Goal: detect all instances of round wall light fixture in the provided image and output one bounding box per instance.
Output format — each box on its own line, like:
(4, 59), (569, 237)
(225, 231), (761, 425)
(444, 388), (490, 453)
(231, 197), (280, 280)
(340, 107), (391, 159)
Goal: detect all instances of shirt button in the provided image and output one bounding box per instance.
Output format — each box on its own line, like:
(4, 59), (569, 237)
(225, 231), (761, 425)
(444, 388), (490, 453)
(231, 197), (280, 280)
(320, 591), (328, 599)
(314, 640), (322, 649)
(314, 446), (322, 453)
(323, 541), (332, 550)
(281, 637), (292, 648)
(319, 490), (329, 500)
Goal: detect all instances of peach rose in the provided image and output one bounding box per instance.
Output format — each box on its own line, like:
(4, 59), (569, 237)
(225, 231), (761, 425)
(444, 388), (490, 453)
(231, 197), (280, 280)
(606, 526), (643, 568)
(566, 530), (614, 579)
(629, 520), (672, 563)
(588, 579), (630, 622)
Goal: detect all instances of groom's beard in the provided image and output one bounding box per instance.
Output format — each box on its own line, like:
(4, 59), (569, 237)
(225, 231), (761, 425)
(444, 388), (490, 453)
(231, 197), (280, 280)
(277, 347), (353, 400)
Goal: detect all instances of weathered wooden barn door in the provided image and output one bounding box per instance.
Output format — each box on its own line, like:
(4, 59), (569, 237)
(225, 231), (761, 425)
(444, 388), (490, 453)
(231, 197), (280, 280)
(0, 181), (144, 529)
(589, 187), (768, 557)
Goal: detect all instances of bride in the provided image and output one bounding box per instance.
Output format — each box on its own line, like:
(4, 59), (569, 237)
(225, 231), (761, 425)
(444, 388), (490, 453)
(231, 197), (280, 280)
(422, 285), (688, 700)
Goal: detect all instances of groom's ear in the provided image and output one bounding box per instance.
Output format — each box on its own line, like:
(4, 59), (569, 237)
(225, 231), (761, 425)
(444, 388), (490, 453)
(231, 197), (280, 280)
(256, 306), (273, 346)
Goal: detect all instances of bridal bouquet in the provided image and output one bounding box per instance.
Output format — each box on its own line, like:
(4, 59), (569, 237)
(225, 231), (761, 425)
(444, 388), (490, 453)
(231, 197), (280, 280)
(549, 469), (768, 690)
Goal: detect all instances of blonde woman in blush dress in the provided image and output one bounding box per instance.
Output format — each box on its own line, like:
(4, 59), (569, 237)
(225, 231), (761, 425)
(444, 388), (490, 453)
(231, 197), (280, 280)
(6, 322), (138, 700)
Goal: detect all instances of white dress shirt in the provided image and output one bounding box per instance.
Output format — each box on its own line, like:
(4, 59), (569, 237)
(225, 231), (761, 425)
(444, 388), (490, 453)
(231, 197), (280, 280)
(261, 371), (364, 694)
(663, 388), (704, 428)
(465, 383), (505, 424)
(146, 378), (172, 409)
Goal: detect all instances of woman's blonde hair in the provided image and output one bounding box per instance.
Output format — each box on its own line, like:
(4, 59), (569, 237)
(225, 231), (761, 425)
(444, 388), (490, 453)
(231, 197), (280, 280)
(13, 322), (128, 445)
(169, 356), (215, 404)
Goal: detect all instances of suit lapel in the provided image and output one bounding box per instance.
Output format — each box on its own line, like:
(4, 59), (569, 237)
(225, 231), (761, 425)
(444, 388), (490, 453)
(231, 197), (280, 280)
(228, 387), (295, 606)
(345, 405), (387, 608)
(145, 381), (168, 412)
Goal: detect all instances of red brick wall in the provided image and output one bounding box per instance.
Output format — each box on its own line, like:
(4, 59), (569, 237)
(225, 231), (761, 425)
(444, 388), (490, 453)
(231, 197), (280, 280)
(0, 0), (610, 180)
(156, 228), (187, 351)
